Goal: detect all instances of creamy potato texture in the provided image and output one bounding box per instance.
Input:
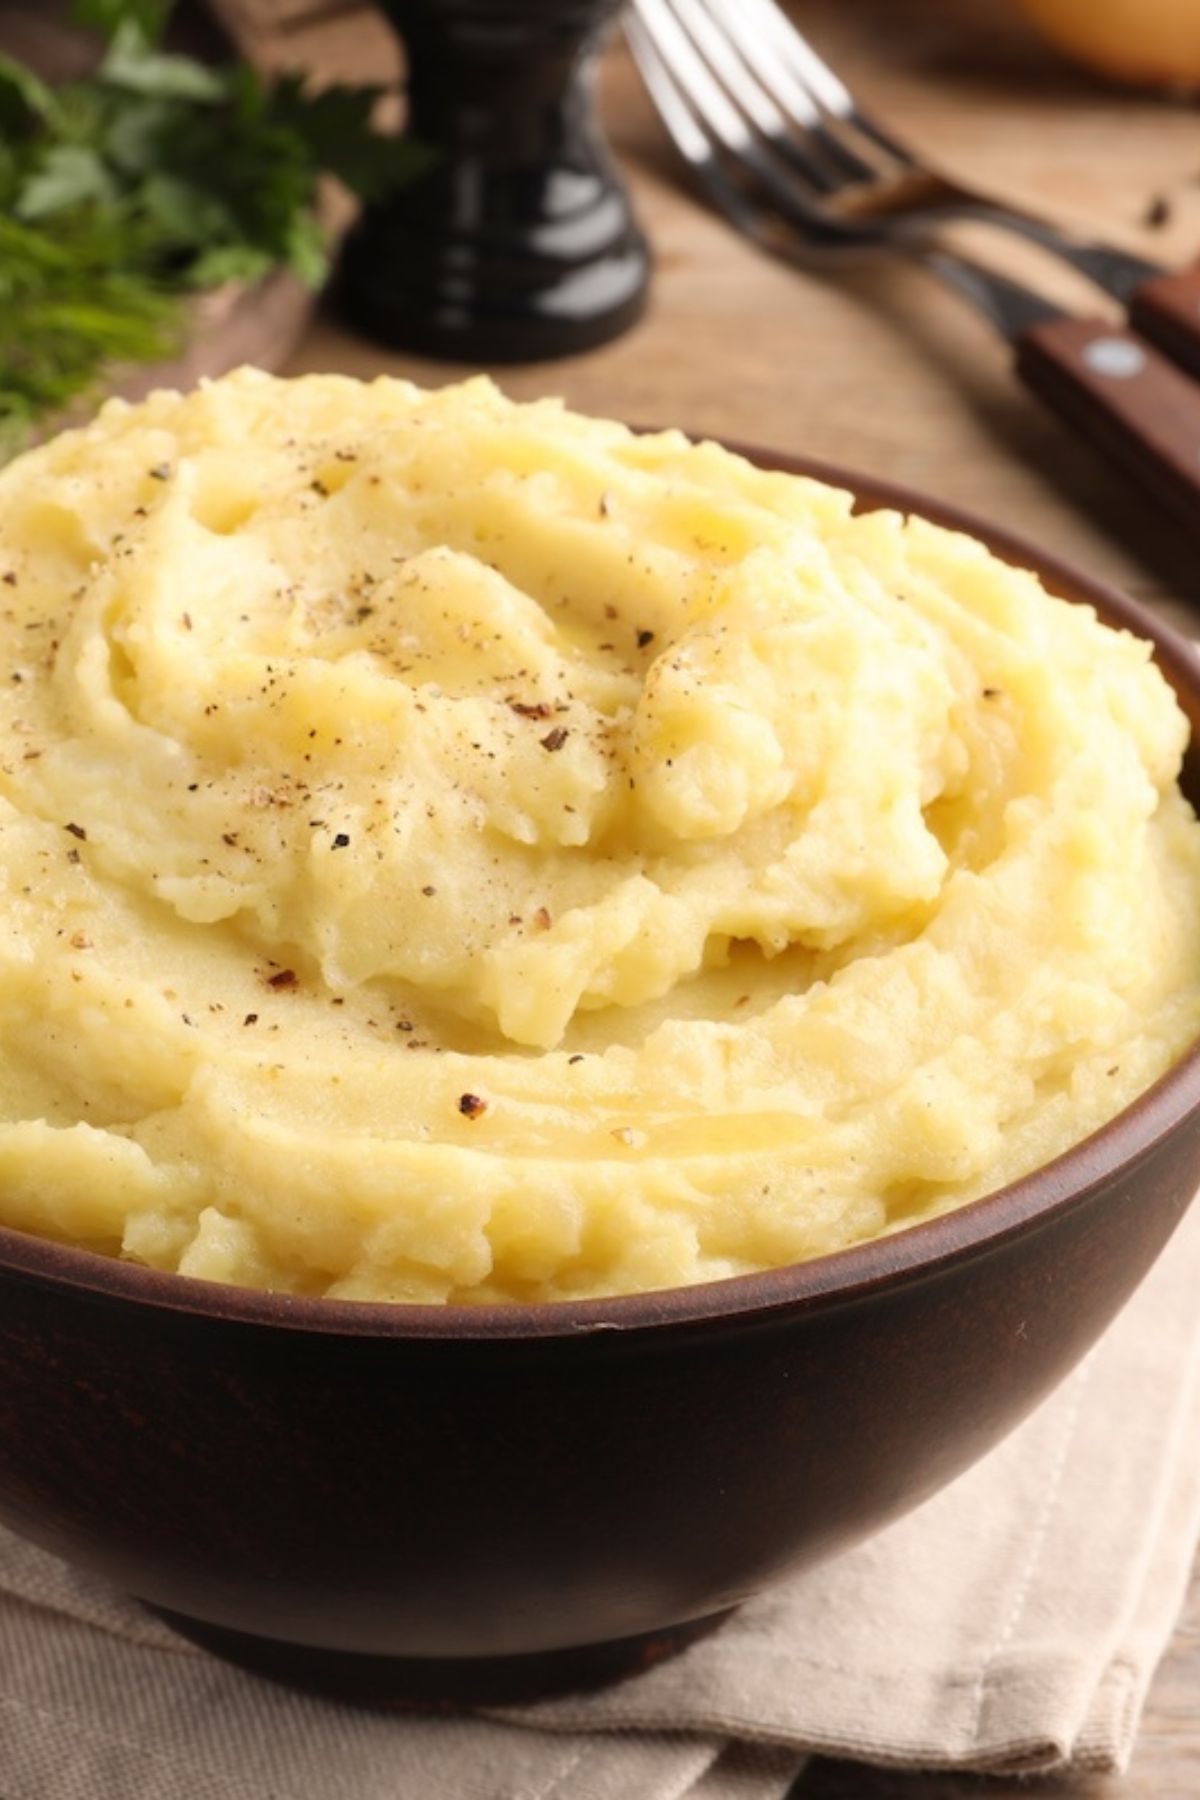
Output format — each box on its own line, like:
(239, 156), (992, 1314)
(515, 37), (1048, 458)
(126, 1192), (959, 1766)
(0, 370), (1198, 1302)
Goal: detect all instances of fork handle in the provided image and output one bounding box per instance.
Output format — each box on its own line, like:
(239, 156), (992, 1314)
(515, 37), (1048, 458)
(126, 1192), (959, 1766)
(1014, 317), (1200, 540)
(1128, 267), (1200, 381)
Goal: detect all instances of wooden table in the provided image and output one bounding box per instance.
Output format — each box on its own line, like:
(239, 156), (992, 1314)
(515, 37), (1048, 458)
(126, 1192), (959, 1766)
(285, 3), (1200, 1792)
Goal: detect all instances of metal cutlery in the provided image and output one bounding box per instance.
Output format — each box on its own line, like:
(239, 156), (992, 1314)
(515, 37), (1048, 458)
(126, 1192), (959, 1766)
(627, 0), (1200, 536)
(635, 0), (1200, 374)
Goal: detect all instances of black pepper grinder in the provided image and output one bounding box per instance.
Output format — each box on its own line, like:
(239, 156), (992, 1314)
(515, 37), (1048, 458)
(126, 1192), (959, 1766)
(339, 0), (651, 361)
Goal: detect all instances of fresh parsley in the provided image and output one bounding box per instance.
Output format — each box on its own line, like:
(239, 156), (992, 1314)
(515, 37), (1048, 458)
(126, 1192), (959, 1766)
(0, 3), (421, 459)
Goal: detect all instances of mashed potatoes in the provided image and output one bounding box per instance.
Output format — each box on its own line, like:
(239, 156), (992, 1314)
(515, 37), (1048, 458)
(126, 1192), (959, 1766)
(0, 370), (1197, 1303)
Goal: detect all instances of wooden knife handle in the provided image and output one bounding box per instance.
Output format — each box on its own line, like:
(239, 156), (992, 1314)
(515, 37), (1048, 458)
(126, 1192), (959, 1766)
(1015, 317), (1200, 540)
(1128, 266), (1200, 382)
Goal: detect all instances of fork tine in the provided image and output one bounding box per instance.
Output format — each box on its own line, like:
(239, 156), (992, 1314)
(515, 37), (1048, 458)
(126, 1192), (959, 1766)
(626, 6), (842, 253)
(631, 0), (834, 222)
(700, 0), (914, 170)
(661, 0), (868, 191)
(624, 13), (772, 243)
(634, 0), (876, 202)
(633, 0), (760, 170)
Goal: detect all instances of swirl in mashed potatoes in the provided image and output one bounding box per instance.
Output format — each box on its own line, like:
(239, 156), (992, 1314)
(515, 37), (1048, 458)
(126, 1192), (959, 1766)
(0, 370), (1197, 1302)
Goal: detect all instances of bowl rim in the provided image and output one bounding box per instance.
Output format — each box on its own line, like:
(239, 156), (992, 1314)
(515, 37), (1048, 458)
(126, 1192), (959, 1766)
(2, 440), (1198, 1340)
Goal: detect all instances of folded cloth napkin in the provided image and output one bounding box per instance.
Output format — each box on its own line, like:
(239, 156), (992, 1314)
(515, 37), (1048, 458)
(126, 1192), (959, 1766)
(3, 1197), (1199, 1800)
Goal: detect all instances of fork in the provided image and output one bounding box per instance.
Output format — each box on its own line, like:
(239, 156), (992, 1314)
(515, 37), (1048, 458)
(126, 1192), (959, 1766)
(633, 0), (1200, 377)
(627, 0), (1200, 537)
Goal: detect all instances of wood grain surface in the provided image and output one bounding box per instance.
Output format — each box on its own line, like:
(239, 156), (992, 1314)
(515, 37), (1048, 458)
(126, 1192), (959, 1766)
(285, 3), (1200, 1793)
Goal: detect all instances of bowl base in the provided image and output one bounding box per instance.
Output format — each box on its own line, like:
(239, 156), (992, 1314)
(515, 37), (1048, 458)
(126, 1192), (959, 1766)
(143, 1604), (737, 1707)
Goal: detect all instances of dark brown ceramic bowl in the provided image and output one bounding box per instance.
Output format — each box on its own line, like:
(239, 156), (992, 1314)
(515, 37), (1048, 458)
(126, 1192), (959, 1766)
(1, 450), (1199, 1706)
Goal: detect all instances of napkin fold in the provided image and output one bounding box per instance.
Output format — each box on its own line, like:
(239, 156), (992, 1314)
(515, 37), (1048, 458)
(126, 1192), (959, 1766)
(2, 1196), (1198, 1800)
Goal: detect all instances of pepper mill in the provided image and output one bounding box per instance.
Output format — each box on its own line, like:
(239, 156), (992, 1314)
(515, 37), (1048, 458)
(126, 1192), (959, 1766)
(339, 0), (650, 361)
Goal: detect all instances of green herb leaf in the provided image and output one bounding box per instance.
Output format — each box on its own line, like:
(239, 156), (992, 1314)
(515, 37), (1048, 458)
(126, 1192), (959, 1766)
(100, 22), (228, 104)
(103, 97), (178, 176)
(0, 54), (56, 135)
(268, 77), (425, 202)
(140, 172), (236, 247)
(282, 209), (330, 288)
(18, 145), (118, 219)
(185, 242), (276, 290)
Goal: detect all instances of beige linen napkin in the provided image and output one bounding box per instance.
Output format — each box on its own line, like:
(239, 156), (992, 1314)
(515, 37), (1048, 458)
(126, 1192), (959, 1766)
(2, 1196), (1198, 1800)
